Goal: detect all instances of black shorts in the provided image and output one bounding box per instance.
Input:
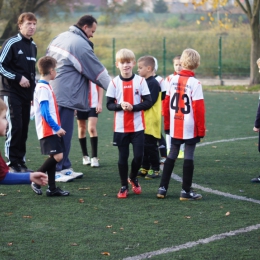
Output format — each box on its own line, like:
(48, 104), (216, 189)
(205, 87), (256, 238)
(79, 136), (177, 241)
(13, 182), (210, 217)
(40, 135), (64, 155)
(171, 136), (201, 145)
(77, 108), (98, 120)
(113, 130), (144, 146)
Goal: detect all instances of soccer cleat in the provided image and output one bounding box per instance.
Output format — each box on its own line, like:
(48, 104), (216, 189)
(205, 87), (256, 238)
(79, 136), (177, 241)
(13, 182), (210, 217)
(160, 157), (166, 164)
(251, 176), (260, 183)
(91, 157), (99, 167)
(60, 168), (83, 179)
(46, 187), (70, 197)
(137, 168), (148, 178)
(9, 164), (22, 173)
(157, 186), (167, 199)
(180, 189), (202, 201)
(128, 178), (142, 194)
(20, 163), (34, 172)
(55, 173), (74, 182)
(145, 170), (161, 179)
(31, 182), (42, 195)
(83, 156), (91, 165)
(117, 186), (128, 199)
(178, 150), (184, 159)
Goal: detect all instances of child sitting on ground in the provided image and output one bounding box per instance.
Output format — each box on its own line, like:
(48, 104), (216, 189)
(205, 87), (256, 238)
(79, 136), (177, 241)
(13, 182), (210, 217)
(0, 99), (47, 185)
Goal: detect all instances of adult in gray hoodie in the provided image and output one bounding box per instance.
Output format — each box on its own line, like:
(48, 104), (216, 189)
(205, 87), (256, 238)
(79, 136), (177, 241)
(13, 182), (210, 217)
(46, 15), (110, 182)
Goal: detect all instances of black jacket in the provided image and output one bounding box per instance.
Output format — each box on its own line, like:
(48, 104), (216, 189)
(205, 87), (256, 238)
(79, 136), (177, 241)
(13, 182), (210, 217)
(0, 32), (37, 101)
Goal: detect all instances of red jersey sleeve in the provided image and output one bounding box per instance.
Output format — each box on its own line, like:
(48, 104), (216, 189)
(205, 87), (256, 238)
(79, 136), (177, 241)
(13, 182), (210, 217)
(163, 95), (170, 131)
(192, 99), (206, 137)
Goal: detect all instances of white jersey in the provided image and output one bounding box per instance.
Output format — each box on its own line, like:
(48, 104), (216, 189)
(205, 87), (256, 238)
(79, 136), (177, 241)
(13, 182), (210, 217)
(155, 75), (166, 92)
(106, 74), (150, 133)
(34, 81), (60, 140)
(88, 81), (99, 108)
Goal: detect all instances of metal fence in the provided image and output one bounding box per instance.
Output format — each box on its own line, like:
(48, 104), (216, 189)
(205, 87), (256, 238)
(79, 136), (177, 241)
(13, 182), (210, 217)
(93, 34), (251, 79)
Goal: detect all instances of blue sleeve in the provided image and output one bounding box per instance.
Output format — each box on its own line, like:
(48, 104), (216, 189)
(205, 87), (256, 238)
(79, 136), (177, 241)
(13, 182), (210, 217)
(0, 172), (31, 184)
(40, 101), (61, 132)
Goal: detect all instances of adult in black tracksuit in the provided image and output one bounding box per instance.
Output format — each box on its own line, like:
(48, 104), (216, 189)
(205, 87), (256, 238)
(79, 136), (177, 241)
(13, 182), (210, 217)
(0, 12), (37, 172)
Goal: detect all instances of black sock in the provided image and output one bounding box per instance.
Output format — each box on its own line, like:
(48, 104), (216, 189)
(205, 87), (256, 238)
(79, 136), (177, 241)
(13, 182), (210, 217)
(37, 157), (57, 189)
(47, 163), (57, 191)
(159, 158), (175, 190)
(90, 136), (98, 158)
(79, 137), (88, 156)
(182, 159), (194, 192)
(118, 163), (128, 188)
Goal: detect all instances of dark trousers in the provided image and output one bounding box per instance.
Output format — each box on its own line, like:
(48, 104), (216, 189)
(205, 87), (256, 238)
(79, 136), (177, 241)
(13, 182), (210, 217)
(142, 134), (160, 171)
(3, 95), (30, 165)
(56, 106), (74, 171)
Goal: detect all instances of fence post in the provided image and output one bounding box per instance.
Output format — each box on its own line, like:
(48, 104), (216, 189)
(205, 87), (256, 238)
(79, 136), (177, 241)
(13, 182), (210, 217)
(112, 38), (115, 77)
(163, 37), (166, 78)
(218, 36), (223, 85)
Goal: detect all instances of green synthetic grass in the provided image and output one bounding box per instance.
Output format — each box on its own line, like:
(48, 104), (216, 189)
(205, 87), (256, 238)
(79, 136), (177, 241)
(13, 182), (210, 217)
(1, 92), (260, 259)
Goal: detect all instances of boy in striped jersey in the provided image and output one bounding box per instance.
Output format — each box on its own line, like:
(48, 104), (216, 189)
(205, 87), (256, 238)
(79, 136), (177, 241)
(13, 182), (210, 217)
(106, 49), (152, 199)
(32, 56), (70, 196)
(157, 48), (206, 200)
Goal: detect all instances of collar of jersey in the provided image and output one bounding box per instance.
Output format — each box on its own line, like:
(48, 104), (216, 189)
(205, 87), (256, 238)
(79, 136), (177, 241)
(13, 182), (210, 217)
(179, 70), (195, 77)
(38, 79), (49, 85)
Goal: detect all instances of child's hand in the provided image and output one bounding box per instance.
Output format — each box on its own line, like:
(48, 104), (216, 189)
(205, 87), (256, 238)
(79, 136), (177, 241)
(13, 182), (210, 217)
(57, 128), (66, 137)
(253, 126), (259, 132)
(121, 101), (133, 111)
(30, 172), (48, 186)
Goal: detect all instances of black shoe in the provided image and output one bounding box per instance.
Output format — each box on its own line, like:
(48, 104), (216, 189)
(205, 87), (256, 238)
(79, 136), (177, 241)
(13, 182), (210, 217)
(180, 189), (202, 201)
(251, 176), (260, 183)
(157, 186), (167, 199)
(46, 187), (70, 197)
(9, 164), (22, 172)
(20, 163), (34, 172)
(31, 182), (42, 195)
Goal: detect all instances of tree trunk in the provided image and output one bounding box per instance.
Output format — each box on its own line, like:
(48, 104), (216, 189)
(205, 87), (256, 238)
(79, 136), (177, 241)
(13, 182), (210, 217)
(1, 14), (19, 39)
(249, 10), (260, 85)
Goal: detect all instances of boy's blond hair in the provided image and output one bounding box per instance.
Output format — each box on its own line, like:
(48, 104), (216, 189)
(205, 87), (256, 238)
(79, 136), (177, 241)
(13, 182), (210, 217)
(37, 56), (57, 76)
(180, 49), (200, 70)
(0, 99), (7, 113)
(138, 56), (155, 71)
(256, 58), (260, 66)
(116, 49), (135, 63)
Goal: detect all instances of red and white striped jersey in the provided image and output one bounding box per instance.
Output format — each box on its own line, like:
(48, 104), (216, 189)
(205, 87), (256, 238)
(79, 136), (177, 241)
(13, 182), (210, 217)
(163, 70), (206, 139)
(106, 74), (150, 133)
(34, 82), (61, 140)
(88, 80), (100, 108)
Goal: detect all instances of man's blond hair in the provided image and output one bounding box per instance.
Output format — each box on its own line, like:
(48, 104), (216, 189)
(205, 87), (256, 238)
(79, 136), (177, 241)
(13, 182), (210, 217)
(116, 49), (135, 63)
(180, 48), (200, 70)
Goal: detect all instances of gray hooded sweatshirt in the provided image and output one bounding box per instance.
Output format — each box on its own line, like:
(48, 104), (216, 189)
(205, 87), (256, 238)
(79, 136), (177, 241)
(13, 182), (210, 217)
(46, 25), (110, 111)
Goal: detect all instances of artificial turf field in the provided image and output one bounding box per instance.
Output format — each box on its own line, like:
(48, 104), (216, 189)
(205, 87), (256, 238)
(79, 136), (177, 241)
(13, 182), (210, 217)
(1, 91), (260, 259)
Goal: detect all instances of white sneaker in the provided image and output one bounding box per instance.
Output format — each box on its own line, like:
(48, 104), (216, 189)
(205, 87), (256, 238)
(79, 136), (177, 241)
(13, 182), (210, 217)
(91, 157), (99, 167)
(83, 156), (91, 165)
(55, 172), (74, 182)
(60, 168), (83, 179)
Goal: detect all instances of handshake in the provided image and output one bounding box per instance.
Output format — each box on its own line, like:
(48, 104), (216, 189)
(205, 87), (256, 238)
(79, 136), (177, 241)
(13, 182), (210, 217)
(121, 101), (133, 111)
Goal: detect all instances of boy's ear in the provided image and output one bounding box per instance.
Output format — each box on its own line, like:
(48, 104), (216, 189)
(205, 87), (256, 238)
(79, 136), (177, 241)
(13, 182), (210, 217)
(115, 62), (119, 68)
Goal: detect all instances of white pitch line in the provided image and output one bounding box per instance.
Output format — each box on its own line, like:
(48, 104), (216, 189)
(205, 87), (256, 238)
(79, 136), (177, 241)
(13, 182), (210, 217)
(197, 136), (257, 147)
(172, 173), (260, 205)
(123, 224), (260, 260)
(123, 136), (260, 260)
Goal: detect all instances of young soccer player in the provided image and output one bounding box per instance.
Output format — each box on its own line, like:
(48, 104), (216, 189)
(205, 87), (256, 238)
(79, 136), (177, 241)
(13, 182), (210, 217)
(153, 57), (167, 164)
(137, 56), (162, 179)
(0, 99), (48, 185)
(77, 80), (103, 168)
(157, 48), (206, 200)
(106, 49), (152, 198)
(32, 56), (70, 196)
(251, 58), (260, 183)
